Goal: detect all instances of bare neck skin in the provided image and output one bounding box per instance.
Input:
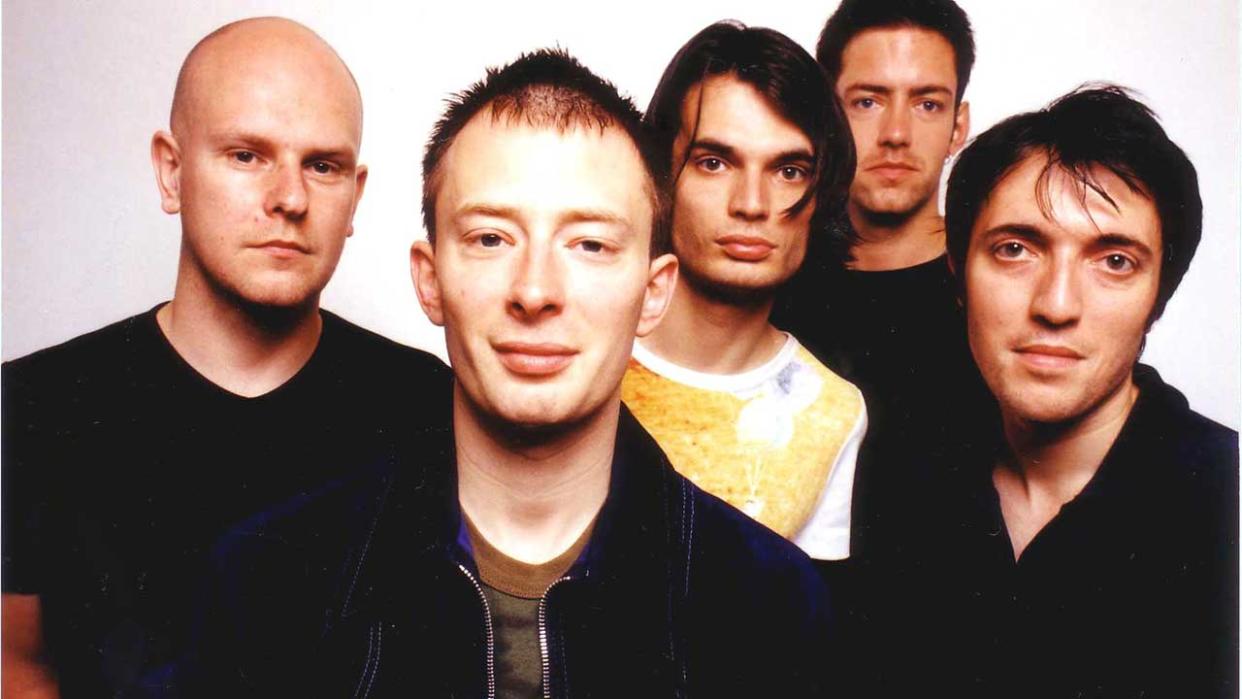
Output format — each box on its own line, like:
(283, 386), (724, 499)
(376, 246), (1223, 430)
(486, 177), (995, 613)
(455, 385), (618, 564)
(641, 276), (785, 374)
(157, 257), (323, 398)
(992, 377), (1140, 560)
(848, 201), (947, 272)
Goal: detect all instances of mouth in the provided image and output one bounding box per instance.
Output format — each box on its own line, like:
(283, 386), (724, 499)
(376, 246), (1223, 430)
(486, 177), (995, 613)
(716, 235), (776, 262)
(493, 342), (578, 377)
(867, 163), (917, 179)
(1013, 344), (1084, 370)
(252, 240), (310, 258)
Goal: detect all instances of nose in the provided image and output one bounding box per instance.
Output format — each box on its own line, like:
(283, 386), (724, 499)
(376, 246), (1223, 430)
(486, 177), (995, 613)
(508, 241), (564, 321)
(265, 161), (309, 219)
(728, 169), (769, 222)
(878, 102), (912, 148)
(1029, 256), (1082, 328)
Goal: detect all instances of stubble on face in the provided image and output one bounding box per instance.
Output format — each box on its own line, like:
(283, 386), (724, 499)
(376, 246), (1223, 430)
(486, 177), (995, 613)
(836, 27), (964, 226)
(964, 155), (1161, 430)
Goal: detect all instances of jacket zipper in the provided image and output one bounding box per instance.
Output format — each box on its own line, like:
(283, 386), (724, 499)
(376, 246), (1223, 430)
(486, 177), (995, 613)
(457, 562), (497, 699)
(538, 575), (573, 699)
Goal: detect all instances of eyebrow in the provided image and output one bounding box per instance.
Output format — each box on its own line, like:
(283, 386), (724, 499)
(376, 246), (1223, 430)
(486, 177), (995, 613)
(455, 203), (631, 227)
(841, 83), (954, 98)
(689, 138), (814, 165)
(981, 224), (1156, 257)
(210, 130), (358, 163)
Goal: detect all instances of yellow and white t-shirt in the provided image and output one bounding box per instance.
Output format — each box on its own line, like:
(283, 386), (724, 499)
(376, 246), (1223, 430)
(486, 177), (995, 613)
(622, 336), (866, 560)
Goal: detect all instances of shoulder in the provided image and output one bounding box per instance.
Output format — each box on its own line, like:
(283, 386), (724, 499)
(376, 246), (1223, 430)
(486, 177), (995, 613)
(4, 309), (154, 388)
(685, 476), (830, 608)
(790, 338), (866, 413)
(319, 310), (449, 378)
(1131, 364), (1238, 475)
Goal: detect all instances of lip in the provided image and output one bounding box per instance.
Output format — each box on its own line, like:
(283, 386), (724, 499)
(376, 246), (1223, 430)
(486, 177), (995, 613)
(866, 162), (918, 180)
(716, 235), (776, 262)
(493, 342), (578, 376)
(1014, 344), (1084, 370)
(252, 240), (310, 258)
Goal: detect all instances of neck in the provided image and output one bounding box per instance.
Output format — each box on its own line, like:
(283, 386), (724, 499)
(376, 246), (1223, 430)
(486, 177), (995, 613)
(999, 376), (1140, 504)
(158, 263), (322, 398)
(454, 385), (618, 564)
(847, 200), (946, 271)
(642, 277), (784, 374)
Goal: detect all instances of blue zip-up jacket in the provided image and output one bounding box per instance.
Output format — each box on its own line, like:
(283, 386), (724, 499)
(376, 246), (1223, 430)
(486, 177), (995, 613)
(184, 407), (837, 697)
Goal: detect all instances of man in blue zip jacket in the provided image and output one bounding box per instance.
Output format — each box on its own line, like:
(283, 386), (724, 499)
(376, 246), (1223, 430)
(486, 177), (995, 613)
(187, 49), (836, 697)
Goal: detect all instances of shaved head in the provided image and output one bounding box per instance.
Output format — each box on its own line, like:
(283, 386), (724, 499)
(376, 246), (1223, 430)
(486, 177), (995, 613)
(169, 17), (362, 142)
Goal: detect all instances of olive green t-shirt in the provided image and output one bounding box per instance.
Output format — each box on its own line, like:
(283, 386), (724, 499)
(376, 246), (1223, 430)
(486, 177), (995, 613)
(464, 515), (594, 699)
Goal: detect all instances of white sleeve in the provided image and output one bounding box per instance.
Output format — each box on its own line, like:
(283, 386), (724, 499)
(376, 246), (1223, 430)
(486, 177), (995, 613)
(791, 390), (868, 561)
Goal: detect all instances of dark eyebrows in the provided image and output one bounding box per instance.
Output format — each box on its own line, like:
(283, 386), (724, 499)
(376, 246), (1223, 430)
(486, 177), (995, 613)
(1092, 233), (1155, 259)
(981, 223), (1045, 244)
(687, 138), (738, 161)
(980, 224), (1156, 258)
(689, 139), (814, 167)
(841, 83), (954, 99)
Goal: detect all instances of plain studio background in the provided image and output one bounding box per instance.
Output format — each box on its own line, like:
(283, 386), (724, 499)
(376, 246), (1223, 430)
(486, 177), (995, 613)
(3, 0), (1238, 430)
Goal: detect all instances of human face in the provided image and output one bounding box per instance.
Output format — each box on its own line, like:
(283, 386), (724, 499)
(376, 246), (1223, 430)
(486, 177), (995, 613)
(964, 154), (1161, 426)
(152, 28), (367, 310)
(671, 75), (815, 297)
(837, 27), (968, 221)
(412, 115), (677, 429)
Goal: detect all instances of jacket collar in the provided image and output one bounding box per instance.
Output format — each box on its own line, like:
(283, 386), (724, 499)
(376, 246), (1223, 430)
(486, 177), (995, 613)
(341, 404), (685, 617)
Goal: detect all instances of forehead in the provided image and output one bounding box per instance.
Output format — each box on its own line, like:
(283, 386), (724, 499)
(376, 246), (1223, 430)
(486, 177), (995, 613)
(183, 42), (362, 148)
(973, 154), (1161, 248)
(837, 26), (958, 95)
(677, 75), (812, 155)
(436, 113), (653, 232)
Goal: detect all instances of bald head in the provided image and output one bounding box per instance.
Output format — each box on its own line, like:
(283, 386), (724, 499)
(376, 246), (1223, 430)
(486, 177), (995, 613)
(169, 17), (362, 142)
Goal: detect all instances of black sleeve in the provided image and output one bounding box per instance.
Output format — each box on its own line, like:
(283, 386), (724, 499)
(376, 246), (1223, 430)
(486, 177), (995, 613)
(2, 360), (52, 595)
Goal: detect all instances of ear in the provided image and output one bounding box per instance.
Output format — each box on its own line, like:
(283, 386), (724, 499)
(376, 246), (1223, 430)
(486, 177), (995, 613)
(151, 131), (183, 214)
(636, 253), (679, 337)
(411, 239), (445, 327)
(949, 100), (971, 157)
(347, 164), (369, 238)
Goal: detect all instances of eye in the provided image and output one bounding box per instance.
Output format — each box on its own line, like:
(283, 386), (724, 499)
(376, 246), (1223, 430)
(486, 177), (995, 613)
(576, 239), (607, 254)
(853, 97), (877, 110)
(697, 156), (725, 173)
(1101, 253), (1137, 274)
(993, 241), (1030, 260)
(916, 99), (943, 113)
(479, 233), (505, 248)
(231, 150), (258, 165)
(777, 165), (808, 183)
(309, 160), (339, 176)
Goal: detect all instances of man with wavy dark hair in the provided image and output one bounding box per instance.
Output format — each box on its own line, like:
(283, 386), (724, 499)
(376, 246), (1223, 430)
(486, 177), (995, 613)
(622, 21), (865, 567)
(915, 86), (1237, 697)
(187, 48), (836, 697)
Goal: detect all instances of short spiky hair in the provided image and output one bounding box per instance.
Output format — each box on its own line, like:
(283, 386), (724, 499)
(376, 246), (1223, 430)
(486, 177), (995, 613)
(817, 0), (975, 106)
(945, 85), (1203, 322)
(421, 49), (670, 256)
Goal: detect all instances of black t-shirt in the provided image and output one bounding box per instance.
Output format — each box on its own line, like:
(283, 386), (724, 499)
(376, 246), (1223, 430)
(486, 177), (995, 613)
(900, 365), (1239, 698)
(773, 252), (995, 553)
(2, 305), (452, 697)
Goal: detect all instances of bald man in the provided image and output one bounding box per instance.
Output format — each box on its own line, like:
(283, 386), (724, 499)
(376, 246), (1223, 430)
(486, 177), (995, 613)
(2, 18), (450, 697)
